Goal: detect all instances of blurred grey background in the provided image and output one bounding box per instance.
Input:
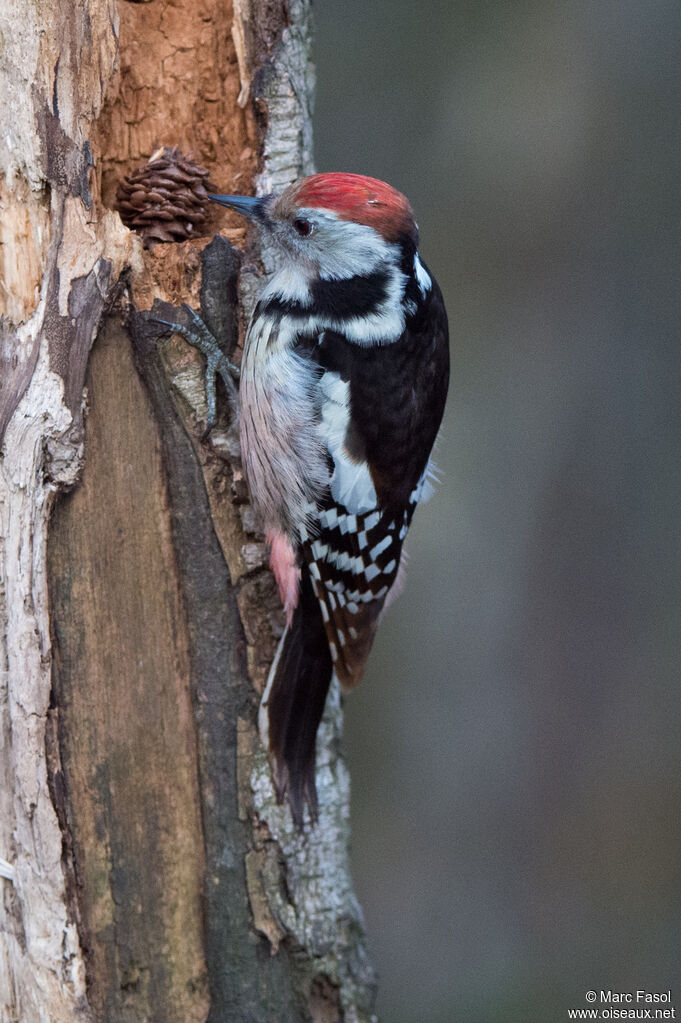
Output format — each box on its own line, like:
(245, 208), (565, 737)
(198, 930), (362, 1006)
(312, 2), (680, 1021)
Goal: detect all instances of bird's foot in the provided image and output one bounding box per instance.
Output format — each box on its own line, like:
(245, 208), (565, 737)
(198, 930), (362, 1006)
(151, 302), (239, 433)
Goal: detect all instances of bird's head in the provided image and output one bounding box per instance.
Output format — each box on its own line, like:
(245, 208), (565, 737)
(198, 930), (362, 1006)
(209, 172), (418, 281)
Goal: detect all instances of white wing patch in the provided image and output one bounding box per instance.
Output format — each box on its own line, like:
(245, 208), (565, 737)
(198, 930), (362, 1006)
(317, 370), (378, 514)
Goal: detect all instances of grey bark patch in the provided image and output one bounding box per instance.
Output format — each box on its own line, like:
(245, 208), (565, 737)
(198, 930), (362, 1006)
(37, 98), (94, 204)
(44, 258), (112, 418)
(199, 234), (242, 359)
(0, 319), (40, 448)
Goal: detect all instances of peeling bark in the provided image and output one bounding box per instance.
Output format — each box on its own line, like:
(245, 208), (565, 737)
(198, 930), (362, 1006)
(0, 1), (376, 1021)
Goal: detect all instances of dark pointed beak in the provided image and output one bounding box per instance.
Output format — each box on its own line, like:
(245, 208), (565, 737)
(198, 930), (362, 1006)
(208, 193), (267, 220)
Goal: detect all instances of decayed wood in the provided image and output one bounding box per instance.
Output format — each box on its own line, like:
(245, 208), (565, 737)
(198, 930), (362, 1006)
(0, 0), (376, 1020)
(48, 319), (208, 1023)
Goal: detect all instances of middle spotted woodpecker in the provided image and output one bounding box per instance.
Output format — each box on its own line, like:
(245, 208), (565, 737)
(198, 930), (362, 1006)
(189, 173), (449, 826)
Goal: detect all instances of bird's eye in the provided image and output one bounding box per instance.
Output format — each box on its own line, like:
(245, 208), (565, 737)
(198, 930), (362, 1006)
(293, 217), (312, 237)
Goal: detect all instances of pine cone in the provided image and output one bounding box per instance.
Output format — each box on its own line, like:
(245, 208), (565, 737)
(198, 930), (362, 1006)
(115, 146), (215, 248)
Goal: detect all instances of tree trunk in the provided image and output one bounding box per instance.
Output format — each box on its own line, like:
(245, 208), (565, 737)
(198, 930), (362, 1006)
(0, 2), (376, 1021)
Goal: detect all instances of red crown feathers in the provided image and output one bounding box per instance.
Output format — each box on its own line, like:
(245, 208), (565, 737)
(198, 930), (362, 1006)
(287, 173), (418, 244)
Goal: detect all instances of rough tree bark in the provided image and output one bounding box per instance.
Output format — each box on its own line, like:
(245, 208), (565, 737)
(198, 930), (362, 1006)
(0, 2), (376, 1021)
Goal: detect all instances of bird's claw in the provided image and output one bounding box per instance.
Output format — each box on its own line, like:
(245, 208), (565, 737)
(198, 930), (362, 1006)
(150, 304), (239, 432)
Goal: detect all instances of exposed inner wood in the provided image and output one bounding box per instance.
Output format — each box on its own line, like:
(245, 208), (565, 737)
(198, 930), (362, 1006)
(0, 179), (50, 324)
(92, 0), (257, 310)
(49, 320), (208, 1023)
(95, 0), (257, 202)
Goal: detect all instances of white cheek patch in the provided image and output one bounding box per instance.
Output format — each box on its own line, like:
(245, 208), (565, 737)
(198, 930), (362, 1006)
(317, 370), (378, 514)
(264, 262), (312, 305)
(304, 208), (393, 280)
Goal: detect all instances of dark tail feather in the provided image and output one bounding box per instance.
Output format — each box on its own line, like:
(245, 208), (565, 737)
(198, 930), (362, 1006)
(265, 569), (333, 827)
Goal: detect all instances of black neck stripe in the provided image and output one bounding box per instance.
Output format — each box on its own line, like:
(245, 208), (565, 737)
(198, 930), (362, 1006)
(262, 266), (391, 321)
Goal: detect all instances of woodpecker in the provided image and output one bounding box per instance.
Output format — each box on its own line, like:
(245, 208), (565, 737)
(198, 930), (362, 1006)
(195, 173), (449, 826)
